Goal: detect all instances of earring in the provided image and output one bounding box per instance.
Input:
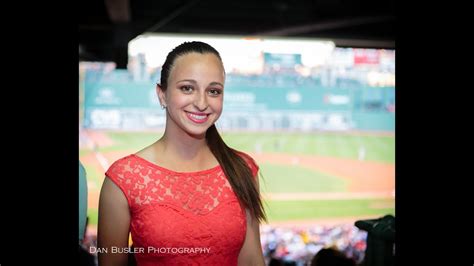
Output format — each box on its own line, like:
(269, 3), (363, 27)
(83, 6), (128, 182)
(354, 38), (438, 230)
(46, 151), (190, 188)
(161, 104), (167, 109)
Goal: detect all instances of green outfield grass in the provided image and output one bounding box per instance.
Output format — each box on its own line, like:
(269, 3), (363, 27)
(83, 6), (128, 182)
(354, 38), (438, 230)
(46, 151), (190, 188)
(222, 132), (394, 163)
(79, 149), (93, 157)
(259, 163), (348, 193)
(92, 131), (394, 163)
(80, 130), (395, 227)
(88, 208), (98, 227)
(265, 198), (395, 221)
(93, 131), (162, 153)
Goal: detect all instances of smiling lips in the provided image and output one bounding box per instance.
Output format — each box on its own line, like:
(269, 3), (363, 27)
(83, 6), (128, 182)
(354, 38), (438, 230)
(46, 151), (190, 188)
(185, 111), (210, 124)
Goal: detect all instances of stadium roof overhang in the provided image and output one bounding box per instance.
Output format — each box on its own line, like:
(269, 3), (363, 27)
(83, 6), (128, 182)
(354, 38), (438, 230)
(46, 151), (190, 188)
(79, 0), (395, 68)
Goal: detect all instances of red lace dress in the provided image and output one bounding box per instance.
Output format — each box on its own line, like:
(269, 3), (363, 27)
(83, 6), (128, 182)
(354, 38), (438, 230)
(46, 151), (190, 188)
(105, 153), (259, 266)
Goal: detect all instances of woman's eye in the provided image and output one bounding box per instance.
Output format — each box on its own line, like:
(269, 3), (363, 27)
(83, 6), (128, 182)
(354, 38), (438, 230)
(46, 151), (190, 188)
(180, 85), (193, 93)
(208, 89), (222, 96)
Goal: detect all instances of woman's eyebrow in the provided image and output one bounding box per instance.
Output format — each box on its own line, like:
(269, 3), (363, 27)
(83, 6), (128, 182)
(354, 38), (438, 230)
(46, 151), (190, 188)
(176, 79), (197, 84)
(209, 82), (224, 87)
(177, 79), (223, 87)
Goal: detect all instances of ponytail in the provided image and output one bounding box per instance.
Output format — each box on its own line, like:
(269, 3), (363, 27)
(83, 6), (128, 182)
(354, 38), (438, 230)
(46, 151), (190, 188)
(206, 125), (266, 223)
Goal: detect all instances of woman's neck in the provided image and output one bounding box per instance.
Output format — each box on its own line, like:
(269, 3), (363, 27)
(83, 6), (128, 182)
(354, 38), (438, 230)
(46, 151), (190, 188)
(159, 134), (208, 161)
(151, 126), (217, 171)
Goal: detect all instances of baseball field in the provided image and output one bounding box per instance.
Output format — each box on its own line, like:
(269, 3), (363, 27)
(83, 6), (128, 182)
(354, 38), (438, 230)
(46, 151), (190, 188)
(79, 130), (395, 232)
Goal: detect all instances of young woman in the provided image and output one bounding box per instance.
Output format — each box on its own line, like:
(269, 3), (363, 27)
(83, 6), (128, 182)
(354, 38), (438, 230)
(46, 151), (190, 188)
(98, 41), (266, 266)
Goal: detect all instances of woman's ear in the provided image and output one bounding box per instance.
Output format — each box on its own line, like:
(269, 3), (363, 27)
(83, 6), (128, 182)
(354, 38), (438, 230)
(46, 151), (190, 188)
(156, 84), (167, 108)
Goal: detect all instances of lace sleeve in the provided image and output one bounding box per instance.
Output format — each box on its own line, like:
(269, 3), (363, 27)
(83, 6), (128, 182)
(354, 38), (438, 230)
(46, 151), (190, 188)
(104, 157), (133, 208)
(235, 151), (259, 180)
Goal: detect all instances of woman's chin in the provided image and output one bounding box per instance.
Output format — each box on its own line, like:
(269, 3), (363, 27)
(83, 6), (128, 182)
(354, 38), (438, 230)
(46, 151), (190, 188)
(182, 124), (211, 138)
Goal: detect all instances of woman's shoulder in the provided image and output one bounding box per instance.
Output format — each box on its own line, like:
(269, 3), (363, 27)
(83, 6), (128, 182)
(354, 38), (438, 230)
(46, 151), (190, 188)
(110, 153), (135, 164)
(233, 149), (256, 162)
(106, 154), (139, 174)
(232, 149), (259, 174)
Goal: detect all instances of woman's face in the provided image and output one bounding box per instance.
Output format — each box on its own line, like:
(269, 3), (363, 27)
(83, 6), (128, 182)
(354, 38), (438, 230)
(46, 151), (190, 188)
(158, 52), (225, 138)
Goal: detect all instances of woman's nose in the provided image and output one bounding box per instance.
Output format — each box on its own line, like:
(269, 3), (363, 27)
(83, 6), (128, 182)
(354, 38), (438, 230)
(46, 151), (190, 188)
(194, 92), (208, 111)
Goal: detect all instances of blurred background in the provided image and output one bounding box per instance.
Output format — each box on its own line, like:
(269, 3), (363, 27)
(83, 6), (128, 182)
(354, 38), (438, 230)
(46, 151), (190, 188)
(79, 1), (395, 265)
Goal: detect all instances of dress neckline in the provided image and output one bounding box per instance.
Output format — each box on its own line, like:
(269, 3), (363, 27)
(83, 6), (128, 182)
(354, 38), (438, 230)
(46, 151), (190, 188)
(130, 154), (221, 175)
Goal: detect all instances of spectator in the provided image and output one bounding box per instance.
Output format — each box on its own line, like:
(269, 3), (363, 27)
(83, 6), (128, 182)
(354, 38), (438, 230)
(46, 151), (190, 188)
(310, 247), (356, 266)
(79, 161), (96, 266)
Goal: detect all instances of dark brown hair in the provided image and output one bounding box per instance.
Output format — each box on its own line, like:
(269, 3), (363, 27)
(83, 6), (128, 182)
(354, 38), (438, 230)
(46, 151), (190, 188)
(159, 41), (266, 223)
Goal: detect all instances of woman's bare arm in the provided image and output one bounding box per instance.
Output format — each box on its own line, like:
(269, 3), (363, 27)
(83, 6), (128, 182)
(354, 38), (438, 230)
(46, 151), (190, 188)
(238, 172), (265, 266)
(97, 177), (131, 266)
(237, 209), (266, 266)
